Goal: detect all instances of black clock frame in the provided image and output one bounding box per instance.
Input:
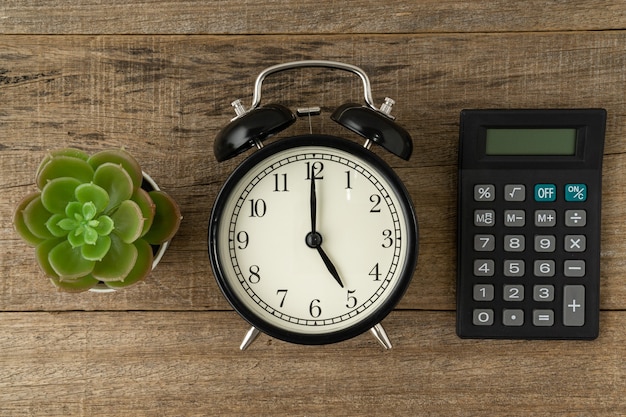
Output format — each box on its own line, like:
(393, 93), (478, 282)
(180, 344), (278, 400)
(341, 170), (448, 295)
(208, 134), (418, 345)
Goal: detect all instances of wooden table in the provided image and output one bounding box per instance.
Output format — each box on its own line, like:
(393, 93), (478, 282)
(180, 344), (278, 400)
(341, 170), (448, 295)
(1, 2), (625, 415)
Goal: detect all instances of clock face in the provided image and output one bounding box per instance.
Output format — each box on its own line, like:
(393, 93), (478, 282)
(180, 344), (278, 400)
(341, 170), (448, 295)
(209, 135), (418, 344)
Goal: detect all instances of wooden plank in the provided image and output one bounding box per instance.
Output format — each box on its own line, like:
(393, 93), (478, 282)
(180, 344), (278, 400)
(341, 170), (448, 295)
(0, 310), (624, 416)
(1, 1), (624, 34)
(1, 33), (625, 311)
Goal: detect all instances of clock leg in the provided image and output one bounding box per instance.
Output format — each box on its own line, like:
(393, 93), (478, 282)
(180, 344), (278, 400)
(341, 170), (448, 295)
(239, 326), (261, 350)
(370, 323), (392, 350)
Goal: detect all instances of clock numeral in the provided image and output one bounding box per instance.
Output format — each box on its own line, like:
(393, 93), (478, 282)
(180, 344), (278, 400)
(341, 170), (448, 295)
(236, 231), (249, 249)
(370, 194), (382, 213)
(248, 265), (261, 284)
(382, 229), (393, 248)
(369, 263), (381, 281)
(273, 173), (288, 192)
(248, 199), (267, 217)
(309, 299), (322, 318)
(346, 290), (357, 309)
(276, 289), (288, 307)
(305, 161), (324, 180)
(345, 170), (352, 189)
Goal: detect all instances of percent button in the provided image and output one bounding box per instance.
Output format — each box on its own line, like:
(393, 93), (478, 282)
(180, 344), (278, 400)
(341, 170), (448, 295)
(565, 184), (587, 202)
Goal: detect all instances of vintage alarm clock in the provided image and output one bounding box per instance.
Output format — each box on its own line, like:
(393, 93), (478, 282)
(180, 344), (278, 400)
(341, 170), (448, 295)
(208, 61), (418, 349)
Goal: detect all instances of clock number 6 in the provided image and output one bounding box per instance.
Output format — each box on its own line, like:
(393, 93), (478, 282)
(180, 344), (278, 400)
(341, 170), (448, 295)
(309, 299), (322, 318)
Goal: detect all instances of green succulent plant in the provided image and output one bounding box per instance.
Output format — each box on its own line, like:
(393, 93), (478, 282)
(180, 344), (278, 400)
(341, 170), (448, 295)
(13, 148), (182, 292)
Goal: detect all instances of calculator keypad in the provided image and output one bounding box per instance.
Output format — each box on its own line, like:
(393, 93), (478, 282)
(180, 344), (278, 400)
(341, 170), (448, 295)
(459, 180), (599, 338)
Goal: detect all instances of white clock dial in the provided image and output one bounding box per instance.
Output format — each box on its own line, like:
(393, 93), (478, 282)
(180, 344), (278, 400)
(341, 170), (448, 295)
(210, 135), (417, 344)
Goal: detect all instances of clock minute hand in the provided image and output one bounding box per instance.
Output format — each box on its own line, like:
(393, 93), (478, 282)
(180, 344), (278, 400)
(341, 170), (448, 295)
(307, 175), (345, 288)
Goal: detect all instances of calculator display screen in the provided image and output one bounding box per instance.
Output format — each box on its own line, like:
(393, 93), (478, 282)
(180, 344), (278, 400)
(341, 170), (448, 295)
(485, 128), (577, 155)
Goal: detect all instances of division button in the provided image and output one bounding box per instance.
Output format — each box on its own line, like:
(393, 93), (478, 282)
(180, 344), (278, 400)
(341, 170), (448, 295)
(563, 285), (585, 326)
(565, 210), (587, 227)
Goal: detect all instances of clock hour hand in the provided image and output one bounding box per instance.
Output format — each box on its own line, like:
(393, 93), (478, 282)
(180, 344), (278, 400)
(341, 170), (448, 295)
(316, 244), (344, 288)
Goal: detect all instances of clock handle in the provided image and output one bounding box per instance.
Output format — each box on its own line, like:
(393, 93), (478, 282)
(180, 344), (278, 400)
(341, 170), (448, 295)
(243, 60), (383, 115)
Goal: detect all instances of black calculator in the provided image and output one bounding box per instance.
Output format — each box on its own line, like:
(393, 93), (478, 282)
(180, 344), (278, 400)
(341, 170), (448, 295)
(456, 109), (606, 339)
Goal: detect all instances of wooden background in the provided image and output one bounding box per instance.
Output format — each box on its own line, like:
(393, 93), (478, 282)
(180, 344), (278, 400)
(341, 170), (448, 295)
(1, 1), (626, 415)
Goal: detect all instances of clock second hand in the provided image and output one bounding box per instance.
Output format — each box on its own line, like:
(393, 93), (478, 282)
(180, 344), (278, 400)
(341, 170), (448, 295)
(307, 174), (345, 288)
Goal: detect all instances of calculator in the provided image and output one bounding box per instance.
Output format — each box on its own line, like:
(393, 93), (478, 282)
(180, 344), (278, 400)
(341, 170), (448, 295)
(456, 109), (606, 339)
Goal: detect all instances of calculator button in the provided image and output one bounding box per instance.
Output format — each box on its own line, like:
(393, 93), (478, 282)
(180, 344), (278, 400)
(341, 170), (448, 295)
(503, 260), (524, 277)
(474, 259), (495, 276)
(473, 309), (494, 326)
(534, 260), (555, 277)
(534, 184), (557, 202)
(504, 210), (525, 227)
(565, 235), (586, 252)
(533, 285), (555, 302)
(473, 284), (494, 301)
(565, 184), (587, 202)
(534, 235), (556, 252)
(563, 285), (585, 326)
(534, 210), (556, 227)
(503, 285), (524, 301)
(503, 309), (524, 326)
(474, 184), (495, 201)
(564, 260), (586, 277)
(565, 210), (586, 227)
(504, 185), (526, 201)
(474, 210), (495, 227)
(504, 235), (525, 252)
(533, 310), (554, 326)
(474, 234), (495, 251)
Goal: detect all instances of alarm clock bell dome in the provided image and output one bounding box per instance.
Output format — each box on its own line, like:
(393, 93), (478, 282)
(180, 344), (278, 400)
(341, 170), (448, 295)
(214, 103), (296, 162)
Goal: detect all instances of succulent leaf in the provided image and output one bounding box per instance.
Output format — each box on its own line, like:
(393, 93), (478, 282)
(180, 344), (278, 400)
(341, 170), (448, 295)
(49, 274), (100, 292)
(13, 192), (46, 246)
(142, 190), (182, 245)
(91, 233), (137, 281)
(131, 188), (155, 237)
(22, 195), (55, 240)
(36, 155), (94, 190)
(75, 183), (110, 213)
(88, 149), (143, 190)
(111, 200), (144, 243)
(105, 238), (153, 289)
(36, 148), (89, 178)
(93, 163), (133, 213)
(41, 177), (82, 215)
(45, 213), (69, 237)
(81, 235), (112, 261)
(35, 238), (64, 277)
(48, 240), (96, 280)
(94, 215), (115, 236)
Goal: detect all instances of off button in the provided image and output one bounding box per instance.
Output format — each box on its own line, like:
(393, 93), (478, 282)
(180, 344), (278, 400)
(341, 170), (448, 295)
(534, 184), (557, 202)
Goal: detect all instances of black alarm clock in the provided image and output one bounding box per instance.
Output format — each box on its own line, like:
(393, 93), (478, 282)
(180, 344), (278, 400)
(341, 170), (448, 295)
(208, 61), (418, 349)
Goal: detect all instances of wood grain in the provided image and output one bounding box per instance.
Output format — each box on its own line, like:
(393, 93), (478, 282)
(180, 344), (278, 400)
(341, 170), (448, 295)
(1, 1), (625, 34)
(2, 2), (626, 415)
(1, 310), (625, 416)
(1, 33), (625, 312)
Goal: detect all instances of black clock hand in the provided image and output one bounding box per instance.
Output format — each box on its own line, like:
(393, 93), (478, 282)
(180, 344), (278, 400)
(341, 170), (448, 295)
(316, 245), (344, 288)
(307, 174), (345, 288)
